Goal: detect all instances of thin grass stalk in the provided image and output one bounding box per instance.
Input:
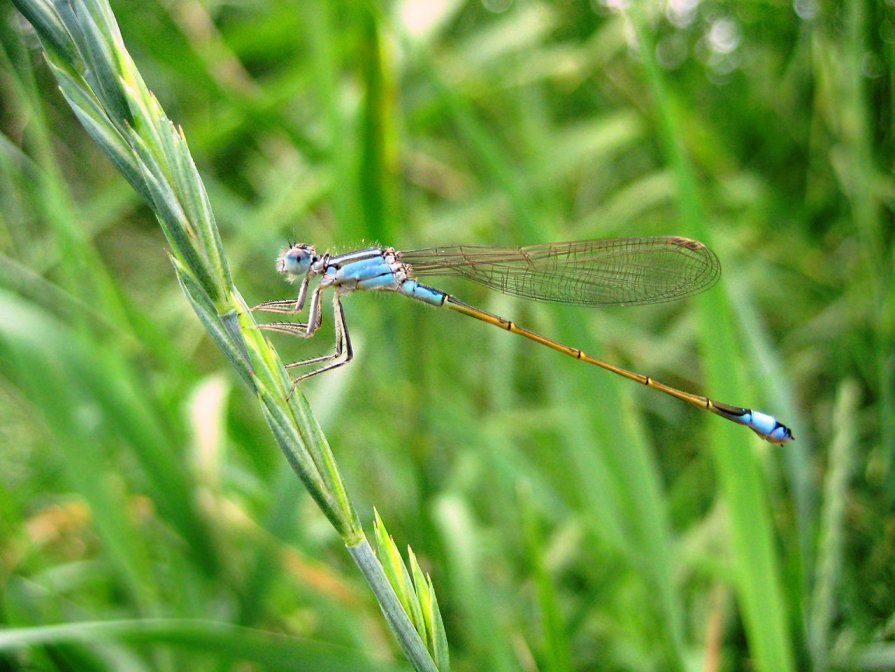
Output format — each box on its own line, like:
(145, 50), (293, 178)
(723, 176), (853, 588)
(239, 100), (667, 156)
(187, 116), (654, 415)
(840, 0), (895, 501)
(809, 381), (859, 671)
(11, 2), (445, 669)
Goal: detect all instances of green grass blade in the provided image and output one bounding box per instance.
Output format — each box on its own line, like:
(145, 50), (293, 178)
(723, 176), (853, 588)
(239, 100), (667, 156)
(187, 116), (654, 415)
(357, 7), (398, 243)
(626, 6), (796, 671)
(0, 619), (406, 671)
(809, 380), (859, 670)
(520, 483), (572, 672)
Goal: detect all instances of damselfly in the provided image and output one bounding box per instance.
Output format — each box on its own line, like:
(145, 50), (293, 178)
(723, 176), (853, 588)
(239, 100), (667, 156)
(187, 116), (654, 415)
(253, 237), (793, 445)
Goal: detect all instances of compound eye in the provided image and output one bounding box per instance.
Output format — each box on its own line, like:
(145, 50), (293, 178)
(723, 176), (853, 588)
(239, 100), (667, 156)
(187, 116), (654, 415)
(278, 244), (314, 275)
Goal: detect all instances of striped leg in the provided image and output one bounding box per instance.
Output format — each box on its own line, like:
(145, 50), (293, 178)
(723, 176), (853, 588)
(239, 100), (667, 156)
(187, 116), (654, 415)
(255, 285), (324, 339)
(285, 293), (354, 397)
(252, 276), (310, 314)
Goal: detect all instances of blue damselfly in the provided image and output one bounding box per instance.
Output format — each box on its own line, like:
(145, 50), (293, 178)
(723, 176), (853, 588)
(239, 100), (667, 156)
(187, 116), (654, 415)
(254, 237), (793, 444)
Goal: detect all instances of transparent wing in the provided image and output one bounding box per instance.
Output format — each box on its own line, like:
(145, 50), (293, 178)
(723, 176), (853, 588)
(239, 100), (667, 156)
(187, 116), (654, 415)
(398, 236), (720, 306)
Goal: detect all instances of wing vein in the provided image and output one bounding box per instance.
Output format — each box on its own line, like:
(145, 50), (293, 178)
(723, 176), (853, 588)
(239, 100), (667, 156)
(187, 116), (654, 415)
(398, 236), (720, 306)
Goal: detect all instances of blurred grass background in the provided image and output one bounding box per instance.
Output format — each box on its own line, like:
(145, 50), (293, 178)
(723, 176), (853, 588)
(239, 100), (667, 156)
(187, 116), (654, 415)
(0, 0), (892, 670)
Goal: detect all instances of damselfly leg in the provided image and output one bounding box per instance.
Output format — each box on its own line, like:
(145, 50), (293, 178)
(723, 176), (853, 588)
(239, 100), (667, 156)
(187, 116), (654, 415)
(253, 285), (354, 396)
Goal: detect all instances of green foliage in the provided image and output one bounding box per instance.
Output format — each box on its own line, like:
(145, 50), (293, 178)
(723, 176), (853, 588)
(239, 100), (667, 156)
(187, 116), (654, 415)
(1, 0), (893, 671)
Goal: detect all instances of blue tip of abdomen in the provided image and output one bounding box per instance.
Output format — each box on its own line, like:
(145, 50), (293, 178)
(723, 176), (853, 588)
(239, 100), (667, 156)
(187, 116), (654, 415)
(739, 409), (794, 444)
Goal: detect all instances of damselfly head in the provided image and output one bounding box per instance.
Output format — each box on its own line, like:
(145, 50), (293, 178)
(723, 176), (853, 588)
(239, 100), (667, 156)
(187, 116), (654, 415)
(277, 243), (316, 277)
